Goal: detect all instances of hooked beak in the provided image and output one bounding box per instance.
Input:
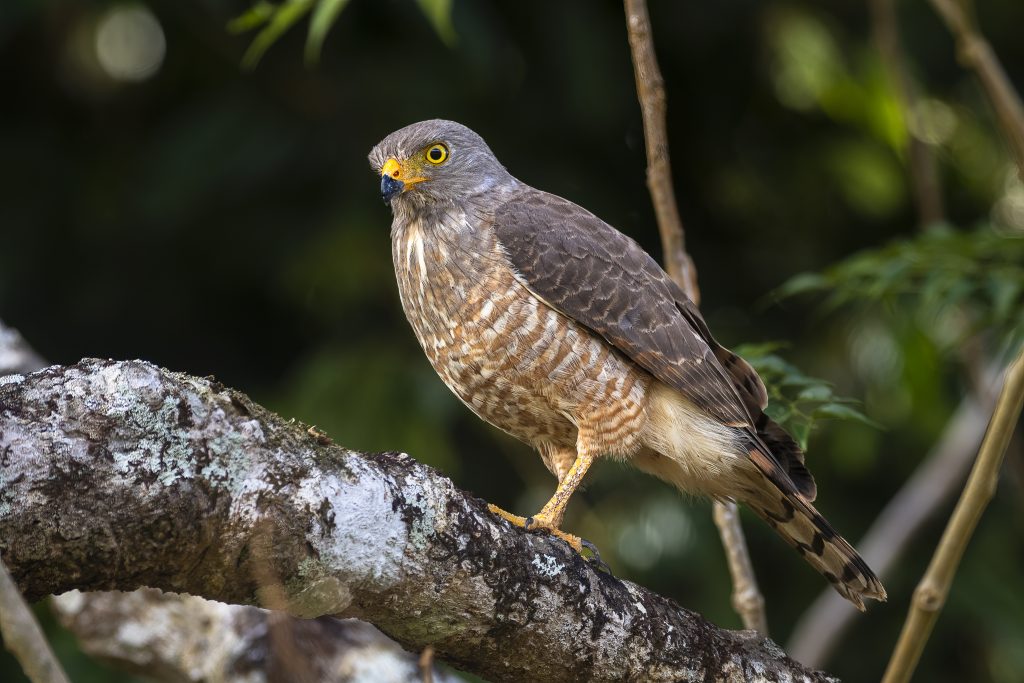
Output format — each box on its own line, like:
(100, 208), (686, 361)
(381, 174), (403, 203)
(379, 157), (425, 203)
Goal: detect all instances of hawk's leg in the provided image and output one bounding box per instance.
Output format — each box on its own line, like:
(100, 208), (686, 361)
(527, 448), (595, 532)
(486, 444), (597, 554)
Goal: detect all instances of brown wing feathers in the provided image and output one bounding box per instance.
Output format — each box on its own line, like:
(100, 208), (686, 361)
(494, 189), (752, 430)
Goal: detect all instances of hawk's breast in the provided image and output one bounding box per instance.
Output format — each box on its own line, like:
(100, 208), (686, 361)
(391, 209), (650, 454)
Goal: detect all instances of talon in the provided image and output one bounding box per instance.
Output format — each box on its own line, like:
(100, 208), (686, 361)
(487, 503), (528, 528)
(581, 539), (612, 574)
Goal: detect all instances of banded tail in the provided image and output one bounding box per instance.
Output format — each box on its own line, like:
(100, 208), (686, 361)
(744, 443), (886, 611)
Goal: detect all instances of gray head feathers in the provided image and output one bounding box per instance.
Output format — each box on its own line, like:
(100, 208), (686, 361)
(369, 120), (514, 209)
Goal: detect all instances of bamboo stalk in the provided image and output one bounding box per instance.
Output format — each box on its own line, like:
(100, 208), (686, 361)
(881, 348), (1024, 683)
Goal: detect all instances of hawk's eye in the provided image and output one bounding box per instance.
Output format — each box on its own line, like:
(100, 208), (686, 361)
(425, 143), (449, 164)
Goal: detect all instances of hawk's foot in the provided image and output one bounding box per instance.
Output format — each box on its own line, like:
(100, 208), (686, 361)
(485, 505), (585, 557)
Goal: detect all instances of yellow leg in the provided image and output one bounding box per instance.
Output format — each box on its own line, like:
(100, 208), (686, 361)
(486, 448), (596, 553)
(530, 449), (595, 530)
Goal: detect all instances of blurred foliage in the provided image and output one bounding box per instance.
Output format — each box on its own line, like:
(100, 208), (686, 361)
(776, 223), (1024, 355)
(736, 343), (878, 449)
(231, 0), (453, 67)
(2, 0), (1024, 682)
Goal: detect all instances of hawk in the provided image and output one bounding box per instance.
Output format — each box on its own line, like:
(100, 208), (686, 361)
(369, 120), (885, 610)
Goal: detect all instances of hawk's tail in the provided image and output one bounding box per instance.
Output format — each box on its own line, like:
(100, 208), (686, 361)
(742, 448), (886, 611)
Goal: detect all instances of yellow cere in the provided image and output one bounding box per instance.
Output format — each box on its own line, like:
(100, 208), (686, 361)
(381, 158), (403, 178)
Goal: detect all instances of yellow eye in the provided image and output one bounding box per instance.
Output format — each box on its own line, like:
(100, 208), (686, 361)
(425, 143), (449, 164)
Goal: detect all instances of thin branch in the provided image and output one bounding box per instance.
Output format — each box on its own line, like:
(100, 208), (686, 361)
(928, 0), (1024, 175)
(0, 558), (71, 683)
(882, 348), (1024, 683)
(869, 0), (944, 226)
(712, 501), (768, 634)
(624, 0), (768, 634)
(623, 0), (699, 302)
(0, 359), (835, 683)
(788, 385), (995, 666)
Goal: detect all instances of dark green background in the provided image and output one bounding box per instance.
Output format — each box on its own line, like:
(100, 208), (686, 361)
(2, 1), (1022, 681)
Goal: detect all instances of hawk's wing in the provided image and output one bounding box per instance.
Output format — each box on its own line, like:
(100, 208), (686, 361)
(492, 186), (762, 430)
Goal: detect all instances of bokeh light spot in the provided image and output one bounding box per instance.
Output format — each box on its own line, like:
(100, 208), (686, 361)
(95, 5), (165, 83)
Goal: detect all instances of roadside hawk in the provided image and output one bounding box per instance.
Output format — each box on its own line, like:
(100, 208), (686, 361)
(369, 119), (885, 610)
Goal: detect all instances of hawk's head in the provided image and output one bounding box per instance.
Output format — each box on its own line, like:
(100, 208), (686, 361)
(369, 120), (512, 208)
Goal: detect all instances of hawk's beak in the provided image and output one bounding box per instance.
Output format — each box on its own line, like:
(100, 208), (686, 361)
(380, 158), (425, 203)
(381, 173), (403, 203)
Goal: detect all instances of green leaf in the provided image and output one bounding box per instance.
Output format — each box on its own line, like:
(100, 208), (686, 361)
(796, 384), (833, 402)
(305, 0), (352, 65)
(790, 420), (812, 450)
(736, 344), (877, 443)
(241, 0), (316, 70)
(814, 402), (879, 427)
(773, 272), (828, 299)
(774, 224), (1024, 350)
(228, 1), (277, 34)
(415, 0), (456, 46)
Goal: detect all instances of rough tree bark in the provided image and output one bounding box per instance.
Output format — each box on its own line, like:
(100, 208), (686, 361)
(0, 359), (832, 683)
(0, 319), (452, 683)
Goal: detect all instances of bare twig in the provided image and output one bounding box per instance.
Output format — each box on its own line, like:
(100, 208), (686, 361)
(712, 502), (769, 634)
(0, 557), (71, 683)
(0, 359), (835, 683)
(624, 0), (767, 634)
(882, 348), (1024, 683)
(788, 386), (995, 666)
(419, 645), (436, 683)
(869, 0), (944, 225)
(928, 0), (1024, 175)
(623, 0), (699, 303)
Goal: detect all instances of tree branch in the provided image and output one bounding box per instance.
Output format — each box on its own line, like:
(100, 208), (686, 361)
(0, 359), (833, 683)
(0, 558), (70, 683)
(0, 321), (70, 683)
(928, 0), (1024, 175)
(0, 321), (453, 683)
(50, 589), (458, 683)
(623, 0), (699, 302)
(882, 348), (1024, 683)
(624, 0), (767, 635)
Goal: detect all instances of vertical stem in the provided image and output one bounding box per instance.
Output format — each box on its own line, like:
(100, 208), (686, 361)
(882, 349), (1024, 683)
(623, 0), (699, 303)
(713, 501), (769, 633)
(623, 0), (768, 634)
